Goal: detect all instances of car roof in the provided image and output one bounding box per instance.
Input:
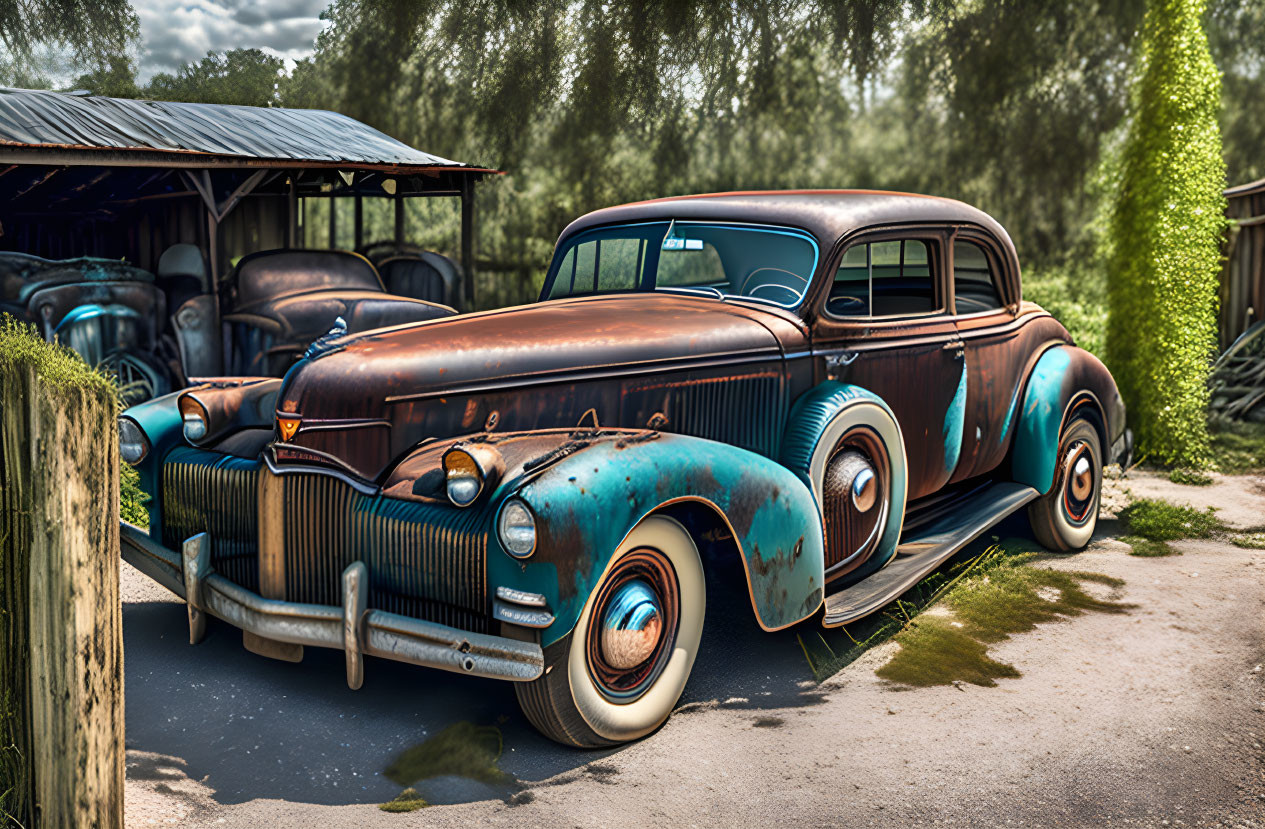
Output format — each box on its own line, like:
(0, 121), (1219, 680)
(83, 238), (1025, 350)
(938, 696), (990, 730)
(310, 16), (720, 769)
(558, 190), (1020, 275)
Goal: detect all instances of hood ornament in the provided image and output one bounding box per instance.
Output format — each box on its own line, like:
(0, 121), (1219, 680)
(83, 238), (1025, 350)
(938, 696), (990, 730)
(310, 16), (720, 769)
(304, 316), (348, 359)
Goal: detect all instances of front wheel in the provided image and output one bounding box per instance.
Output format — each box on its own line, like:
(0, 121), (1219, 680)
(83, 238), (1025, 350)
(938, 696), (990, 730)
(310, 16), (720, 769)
(514, 515), (705, 747)
(1028, 417), (1102, 552)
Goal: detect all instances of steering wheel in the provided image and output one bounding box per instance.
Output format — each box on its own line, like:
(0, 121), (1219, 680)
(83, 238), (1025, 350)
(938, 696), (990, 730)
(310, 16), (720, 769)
(827, 295), (868, 316)
(739, 267), (808, 305)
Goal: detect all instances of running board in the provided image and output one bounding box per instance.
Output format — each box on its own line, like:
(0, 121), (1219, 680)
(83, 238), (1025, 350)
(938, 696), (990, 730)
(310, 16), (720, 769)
(821, 482), (1039, 627)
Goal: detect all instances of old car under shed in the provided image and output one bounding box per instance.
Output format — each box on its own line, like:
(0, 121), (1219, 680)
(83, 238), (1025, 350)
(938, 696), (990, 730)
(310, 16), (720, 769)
(0, 87), (495, 390)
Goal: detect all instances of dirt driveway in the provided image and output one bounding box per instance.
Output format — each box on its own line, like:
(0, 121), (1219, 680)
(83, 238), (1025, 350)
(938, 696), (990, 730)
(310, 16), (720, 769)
(123, 471), (1265, 828)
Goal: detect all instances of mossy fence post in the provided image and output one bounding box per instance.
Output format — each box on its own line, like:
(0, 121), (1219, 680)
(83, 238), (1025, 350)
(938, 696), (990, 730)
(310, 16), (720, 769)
(1, 320), (123, 828)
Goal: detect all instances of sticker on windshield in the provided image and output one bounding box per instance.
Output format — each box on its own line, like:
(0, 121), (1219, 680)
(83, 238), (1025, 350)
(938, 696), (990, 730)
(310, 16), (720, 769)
(663, 237), (704, 251)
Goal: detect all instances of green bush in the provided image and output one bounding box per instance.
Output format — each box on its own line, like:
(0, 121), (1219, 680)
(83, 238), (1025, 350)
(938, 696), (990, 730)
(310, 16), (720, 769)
(1024, 268), (1109, 359)
(1105, 0), (1226, 468)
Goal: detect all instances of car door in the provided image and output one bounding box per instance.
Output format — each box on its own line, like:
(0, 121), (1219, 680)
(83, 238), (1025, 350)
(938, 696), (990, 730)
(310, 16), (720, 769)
(812, 228), (966, 502)
(946, 229), (1036, 484)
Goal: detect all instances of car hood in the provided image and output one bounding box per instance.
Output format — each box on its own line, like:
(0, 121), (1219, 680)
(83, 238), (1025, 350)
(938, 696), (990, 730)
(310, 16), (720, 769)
(277, 293), (793, 423)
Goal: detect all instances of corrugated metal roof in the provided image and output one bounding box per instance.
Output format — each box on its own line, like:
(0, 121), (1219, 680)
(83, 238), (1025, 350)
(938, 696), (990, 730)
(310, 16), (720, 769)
(0, 87), (471, 170)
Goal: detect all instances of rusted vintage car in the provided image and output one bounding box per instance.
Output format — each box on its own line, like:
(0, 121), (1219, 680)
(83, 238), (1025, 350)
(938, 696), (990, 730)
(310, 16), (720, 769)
(118, 191), (1127, 747)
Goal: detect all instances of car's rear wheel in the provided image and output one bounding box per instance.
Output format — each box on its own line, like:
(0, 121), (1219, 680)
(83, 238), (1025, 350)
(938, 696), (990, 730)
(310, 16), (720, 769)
(1028, 417), (1102, 552)
(514, 515), (705, 747)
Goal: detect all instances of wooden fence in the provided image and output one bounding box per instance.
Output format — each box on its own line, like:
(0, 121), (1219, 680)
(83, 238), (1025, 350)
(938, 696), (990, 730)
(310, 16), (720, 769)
(1, 320), (123, 828)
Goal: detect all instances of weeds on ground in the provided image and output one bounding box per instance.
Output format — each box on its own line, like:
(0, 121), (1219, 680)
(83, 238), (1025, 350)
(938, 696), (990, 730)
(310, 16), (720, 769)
(1116, 497), (1225, 556)
(379, 787), (429, 812)
(1168, 468), (1213, 486)
(876, 553), (1130, 687)
(384, 721), (509, 788)
(799, 540), (1129, 688)
(1231, 532), (1265, 550)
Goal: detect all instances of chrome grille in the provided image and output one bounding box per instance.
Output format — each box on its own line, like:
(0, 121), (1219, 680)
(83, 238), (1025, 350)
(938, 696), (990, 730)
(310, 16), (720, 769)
(160, 448), (261, 593)
(279, 473), (491, 633)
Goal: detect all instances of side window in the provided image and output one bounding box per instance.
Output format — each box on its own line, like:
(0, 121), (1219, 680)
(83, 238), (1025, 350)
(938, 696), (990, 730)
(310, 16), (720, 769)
(548, 238), (645, 298)
(827, 238), (938, 317)
(952, 240), (1004, 313)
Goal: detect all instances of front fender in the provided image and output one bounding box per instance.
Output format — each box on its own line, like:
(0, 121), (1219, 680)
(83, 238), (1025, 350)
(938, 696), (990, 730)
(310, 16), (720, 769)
(496, 433), (825, 646)
(1012, 345), (1126, 494)
(121, 390), (186, 536)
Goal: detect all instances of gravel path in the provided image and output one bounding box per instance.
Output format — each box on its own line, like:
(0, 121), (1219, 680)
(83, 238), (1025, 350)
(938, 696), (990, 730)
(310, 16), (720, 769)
(123, 470), (1265, 828)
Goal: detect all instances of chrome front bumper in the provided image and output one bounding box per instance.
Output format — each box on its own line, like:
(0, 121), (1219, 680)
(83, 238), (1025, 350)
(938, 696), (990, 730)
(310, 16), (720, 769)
(120, 522), (544, 686)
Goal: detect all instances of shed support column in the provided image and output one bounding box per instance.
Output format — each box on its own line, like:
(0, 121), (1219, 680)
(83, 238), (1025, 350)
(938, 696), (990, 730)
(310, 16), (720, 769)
(328, 197), (337, 249)
(394, 196), (404, 246)
(287, 176), (298, 248)
(354, 196), (364, 249)
(461, 177), (476, 309)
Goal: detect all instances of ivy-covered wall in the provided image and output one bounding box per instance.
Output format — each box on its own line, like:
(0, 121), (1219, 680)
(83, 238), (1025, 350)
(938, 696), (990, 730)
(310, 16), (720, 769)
(1106, 0), (1227, 468)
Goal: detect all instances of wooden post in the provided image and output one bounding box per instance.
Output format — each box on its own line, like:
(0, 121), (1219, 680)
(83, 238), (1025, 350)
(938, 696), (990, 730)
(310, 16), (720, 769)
(1, 346), (123, 829)
(461, 177), (476, 310)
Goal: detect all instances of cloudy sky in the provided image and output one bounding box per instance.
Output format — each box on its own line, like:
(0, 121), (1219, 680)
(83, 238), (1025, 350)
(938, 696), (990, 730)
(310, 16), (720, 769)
(132, 0), (332, 80)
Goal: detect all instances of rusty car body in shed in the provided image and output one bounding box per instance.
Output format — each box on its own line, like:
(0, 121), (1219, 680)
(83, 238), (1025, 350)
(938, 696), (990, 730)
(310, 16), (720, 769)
(118, 190), (1127, 746)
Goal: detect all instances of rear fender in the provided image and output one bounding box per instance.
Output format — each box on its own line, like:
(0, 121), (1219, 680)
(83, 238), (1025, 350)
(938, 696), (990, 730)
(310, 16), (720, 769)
(1012, 345), (1126, 494)
(496, 433), (825, 646)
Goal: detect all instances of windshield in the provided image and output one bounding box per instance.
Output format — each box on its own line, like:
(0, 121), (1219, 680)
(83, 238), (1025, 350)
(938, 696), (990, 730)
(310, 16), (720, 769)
(542, 221), (819, 309)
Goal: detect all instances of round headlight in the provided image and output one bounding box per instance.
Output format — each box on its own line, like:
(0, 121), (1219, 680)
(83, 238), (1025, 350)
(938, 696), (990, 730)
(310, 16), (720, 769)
(179, 396), (208, 443)
(444, 449), (484, 507)
(118, 417), (149, 465)
(442, 444), (504, 508)
(498, 499), (536, 558)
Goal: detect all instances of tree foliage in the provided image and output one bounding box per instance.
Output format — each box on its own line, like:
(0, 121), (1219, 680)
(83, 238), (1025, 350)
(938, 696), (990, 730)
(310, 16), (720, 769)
(145, 49), (284, 107)
(0, 0), (136, 64)
(1107, 0), (1226, 467)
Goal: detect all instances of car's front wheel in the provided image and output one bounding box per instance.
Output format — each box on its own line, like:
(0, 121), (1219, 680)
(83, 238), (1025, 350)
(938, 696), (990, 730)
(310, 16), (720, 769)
(1028, 416), (1103, 552)
(514, 515), (705, 747)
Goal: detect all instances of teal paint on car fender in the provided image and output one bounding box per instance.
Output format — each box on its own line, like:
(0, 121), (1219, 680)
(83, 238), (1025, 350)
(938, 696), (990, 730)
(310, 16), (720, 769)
(503, 432), (825, 646)
(1012, 346), (1073, 494)
(779, 381), (908, 584)
(121, 390), (186, 536)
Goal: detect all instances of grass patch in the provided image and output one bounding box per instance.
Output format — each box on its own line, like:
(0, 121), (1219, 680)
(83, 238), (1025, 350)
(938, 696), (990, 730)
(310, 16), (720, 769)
(1231, 532), (1265, 550)
(1209, 420), (1265, 473)
(1168, 468), (1213, 486)
(379, 787), (429, 813)
(876, 555), (1131, 688)
(384, 722), (509, 788)
(1121, 536), (1178, 557)
(876, 617), (1020, 687)
(1117, 498), (1224, 541)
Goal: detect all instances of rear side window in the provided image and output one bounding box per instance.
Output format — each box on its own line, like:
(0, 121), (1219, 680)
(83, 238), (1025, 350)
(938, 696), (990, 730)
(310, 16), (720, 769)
(827, 238), (938, 317)
(953, 240), (1004, 313)
(549, 237), (645, 297)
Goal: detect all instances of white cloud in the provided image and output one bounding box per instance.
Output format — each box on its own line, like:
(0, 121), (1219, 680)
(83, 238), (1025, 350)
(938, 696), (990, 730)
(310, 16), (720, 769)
(133, 0), (331, 81)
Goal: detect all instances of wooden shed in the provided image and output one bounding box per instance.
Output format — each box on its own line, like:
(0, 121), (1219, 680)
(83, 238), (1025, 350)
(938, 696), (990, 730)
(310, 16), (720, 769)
(1221, 177), (1265, 350)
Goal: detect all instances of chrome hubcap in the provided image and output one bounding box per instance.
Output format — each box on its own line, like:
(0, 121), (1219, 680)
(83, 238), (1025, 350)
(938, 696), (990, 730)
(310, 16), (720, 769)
(1062, 440), (1096, 523)
(600, 580), (663, 671)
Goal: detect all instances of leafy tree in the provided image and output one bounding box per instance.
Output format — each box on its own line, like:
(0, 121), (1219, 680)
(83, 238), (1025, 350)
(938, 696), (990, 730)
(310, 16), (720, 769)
(1106, 0), (1226, 467)
(0, 0), (136, 63)
(71, 54), (140, 98)
(145, 49), (284, 107)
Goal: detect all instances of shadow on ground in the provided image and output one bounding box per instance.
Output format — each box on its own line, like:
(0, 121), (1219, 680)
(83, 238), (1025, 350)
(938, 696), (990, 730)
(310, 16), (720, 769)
(123, 559), (820, 808)
(125, 511), (1085, 808)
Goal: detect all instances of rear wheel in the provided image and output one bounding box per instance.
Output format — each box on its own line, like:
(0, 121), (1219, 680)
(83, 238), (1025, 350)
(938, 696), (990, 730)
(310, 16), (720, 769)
(1028, 417), (1102, 552)
(515, 515), (705, 747)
